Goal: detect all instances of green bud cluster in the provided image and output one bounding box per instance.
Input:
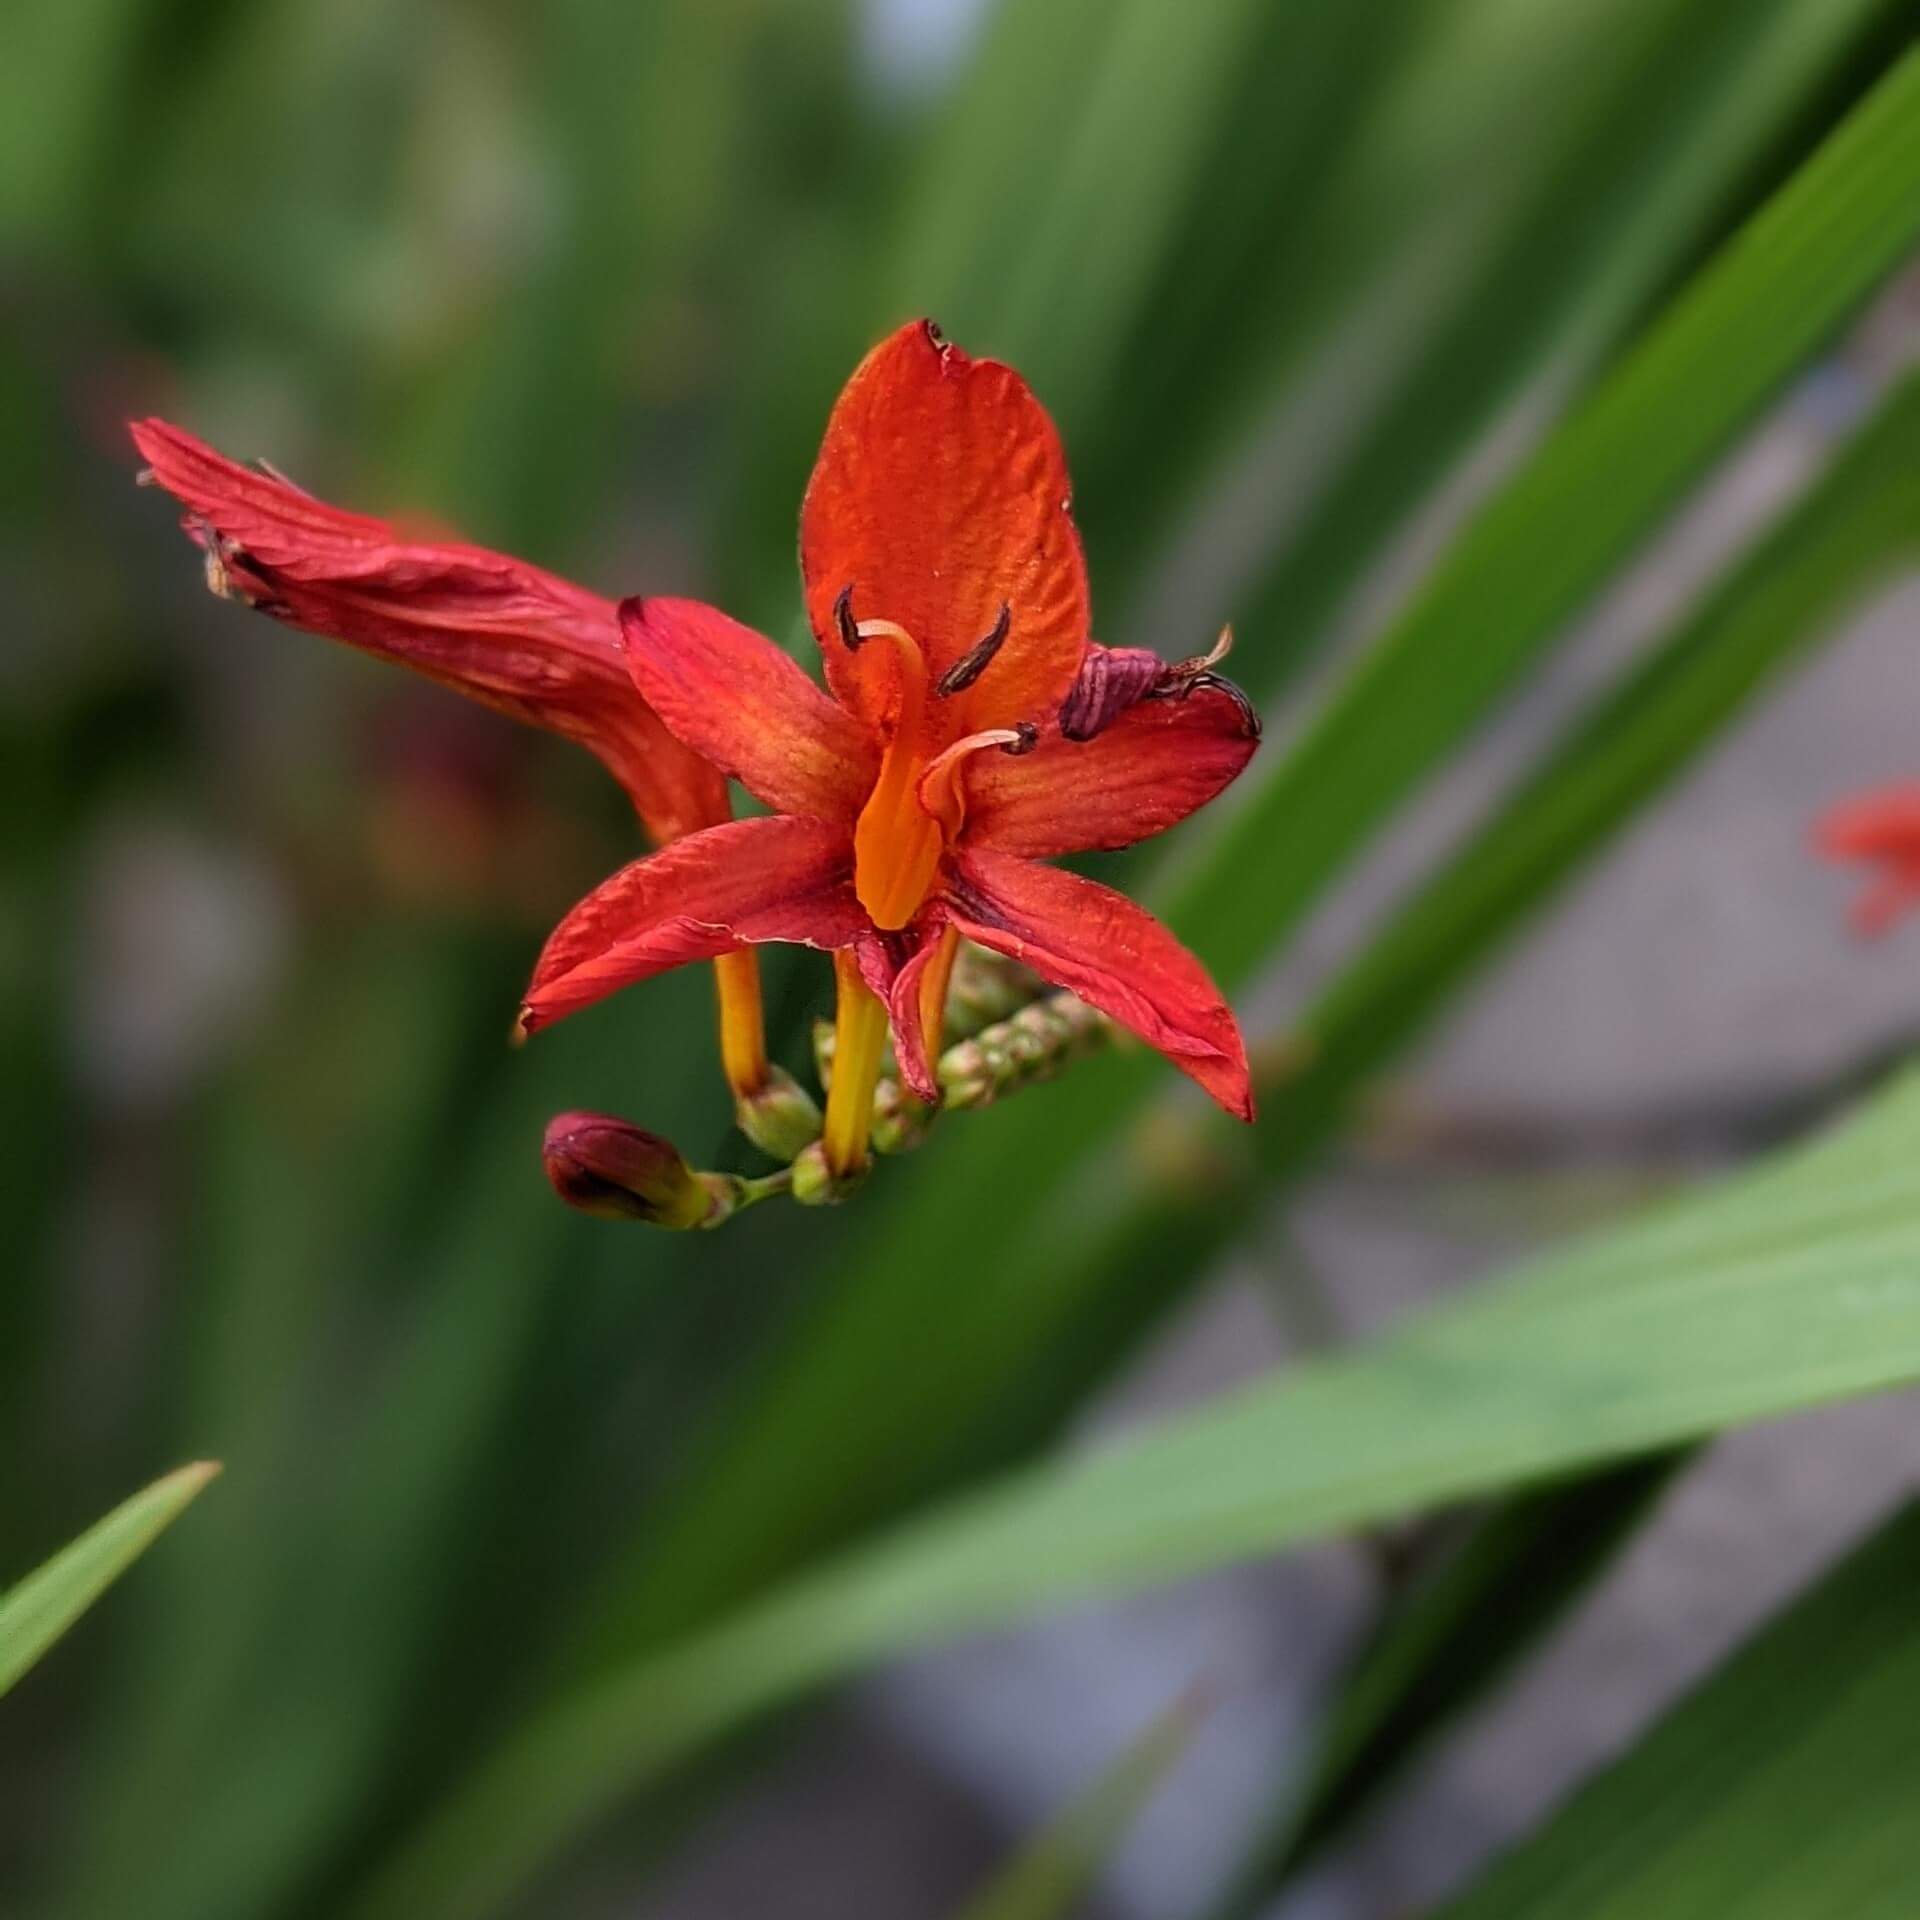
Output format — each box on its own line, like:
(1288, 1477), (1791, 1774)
(558, 945), (1114, 1228)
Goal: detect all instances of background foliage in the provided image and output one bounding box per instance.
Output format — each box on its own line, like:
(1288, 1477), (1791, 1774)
(4, 2), (1918, 1916)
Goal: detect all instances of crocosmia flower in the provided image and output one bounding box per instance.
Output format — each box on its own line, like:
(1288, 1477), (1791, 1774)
(128, 417), (778, 1111)
(517, 320), (1260, 1175)
(1815, 782), (1920, 937)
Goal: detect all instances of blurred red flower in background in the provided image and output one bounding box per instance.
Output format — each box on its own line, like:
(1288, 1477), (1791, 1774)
(1815, 782), (1920, 937)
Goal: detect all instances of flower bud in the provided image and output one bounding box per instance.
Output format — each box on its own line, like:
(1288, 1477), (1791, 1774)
(542, 1111), (737, 1229)
(733, 1063), (823, 1162)
(789, 1140), (866, 1206)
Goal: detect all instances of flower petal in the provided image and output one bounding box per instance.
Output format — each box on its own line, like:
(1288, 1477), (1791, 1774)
(519, 816), (860, 1034)
(800, 320), (1090, 737)
(617, 597), (876, 822)
(1813, 781), (1920, 859)
(854, 917), (949, 1104)
(943, 847), (1253, 1120)
(1812, 784), (1920, 939)
(961, 685), (1259, 857)
(1847, 860), (1920, 939)
(131, 419), (729, 845)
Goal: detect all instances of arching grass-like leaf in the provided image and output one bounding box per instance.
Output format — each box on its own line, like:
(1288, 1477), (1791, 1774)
(1435, 1499), (1920, 1918)
(949, 1690), (1204, 1920)
(347, 1066), (1920, 1920)
(0, 1463), (219, 1699)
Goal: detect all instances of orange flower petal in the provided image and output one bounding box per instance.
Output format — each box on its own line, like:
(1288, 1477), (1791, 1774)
(131, 419), (729, 846)
(943, 847), (1253, 1121)
(800, 320), (1090, 739)
(519, 816), (861, 1033)
(962, 686), (1259, 857)
(618, 596), (877, 822)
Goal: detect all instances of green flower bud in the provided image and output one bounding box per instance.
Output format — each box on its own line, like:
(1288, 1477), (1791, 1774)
(733, 1063), (823, 1162)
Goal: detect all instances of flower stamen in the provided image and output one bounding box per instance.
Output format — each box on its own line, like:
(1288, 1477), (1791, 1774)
(917, 726), (1035, 840)
(934, 602), (1012, 696)
(850, 615), (943, 928)
(821, 950), (889, 1174)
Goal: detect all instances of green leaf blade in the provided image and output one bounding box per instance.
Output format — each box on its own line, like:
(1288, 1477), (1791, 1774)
(949, 1690), (1204, 1920)
(349, 1069), (1920, 1920)
(1437, 1501), (1920, 1919)
(1182, 40), (1920, 989)
(0, 1462), (220, 1698)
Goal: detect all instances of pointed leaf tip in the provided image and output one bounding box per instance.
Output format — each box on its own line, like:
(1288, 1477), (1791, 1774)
(0, 1460), (223, 1698)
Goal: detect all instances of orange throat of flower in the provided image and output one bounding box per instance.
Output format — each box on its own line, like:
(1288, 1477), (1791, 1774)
(848, 616), (1030, 930)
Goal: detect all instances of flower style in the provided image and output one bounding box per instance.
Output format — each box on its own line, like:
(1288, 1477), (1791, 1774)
(516, 319), (1260, 1174)
(128, 417), (778, 1110)
(1814, 782), (1920, 937)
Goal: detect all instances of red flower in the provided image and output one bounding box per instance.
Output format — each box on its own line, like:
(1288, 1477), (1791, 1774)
(517, 320), (1259, 1169)
(1815, 782), (1920, 937)
(129, 418), (776, 1104)
(126, 420), (730, 847)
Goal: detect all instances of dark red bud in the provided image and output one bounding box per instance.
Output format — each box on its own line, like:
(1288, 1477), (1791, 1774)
(542, 1111), (724, 1229)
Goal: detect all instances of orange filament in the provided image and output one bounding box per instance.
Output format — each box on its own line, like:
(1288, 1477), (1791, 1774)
(851, 618), (944, 930)
(915, 923), (960, 1083)
(822, 949), (889, 1173)
(916, 728), (1028, 839)
(712, 949), (768, 1098)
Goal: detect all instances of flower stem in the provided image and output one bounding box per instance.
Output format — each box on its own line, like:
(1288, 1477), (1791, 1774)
(822, 951), (888, 1174)
(712, 950), (769, 1098)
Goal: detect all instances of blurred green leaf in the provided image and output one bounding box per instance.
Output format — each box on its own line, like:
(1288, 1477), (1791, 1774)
(949, 1690), (1204, 1920)
(1209, 1454), (1686, 1918)
(0, 1462), (218, 1698)
(1087, 0), (1895, 632)
(1435, 1499), (1920, 1918)
(891, 0), (1275, 434)
(1181, 37), (1920, 989)
(57, 958), (736, 1920)
(1266, 362), (1920, 1168)
(350, 1065), (1920, 1918)
(1209, 0), (1900, 693)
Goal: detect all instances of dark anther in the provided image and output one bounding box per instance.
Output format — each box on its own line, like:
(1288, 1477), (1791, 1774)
(934, 602), (1012, 696)
(1171, 672), (1261, 739)
(921, 317), (949, 354)
(1001, 721), (1039, 755)
(833, 585), (860, 650)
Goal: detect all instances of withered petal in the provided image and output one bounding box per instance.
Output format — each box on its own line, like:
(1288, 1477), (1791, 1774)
(130, 419), (728, 846)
